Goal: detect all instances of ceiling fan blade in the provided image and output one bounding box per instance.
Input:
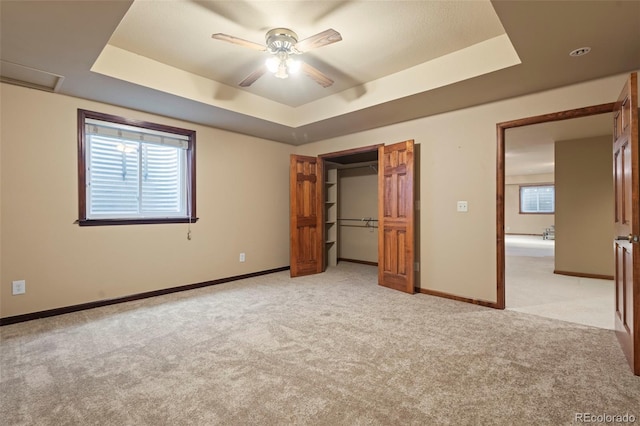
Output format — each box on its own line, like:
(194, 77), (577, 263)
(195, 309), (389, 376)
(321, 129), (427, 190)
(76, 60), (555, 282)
(300, 62), (334, 88)
(239, 66), (267, 87)
(295, 28), (342, 53)
(211, 33), (266, 51)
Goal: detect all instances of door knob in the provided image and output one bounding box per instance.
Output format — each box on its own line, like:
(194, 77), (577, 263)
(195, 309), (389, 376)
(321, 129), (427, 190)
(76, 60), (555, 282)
(616, 234), (636, 243)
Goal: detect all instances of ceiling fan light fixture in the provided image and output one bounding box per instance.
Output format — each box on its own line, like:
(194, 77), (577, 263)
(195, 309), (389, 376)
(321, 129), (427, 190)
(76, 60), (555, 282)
(265, 28), (299, 54)
(265, 56), (279, 73)
(265, 50), (300, 79)
(213, 27), (341, 88)
(287, 58), (301, 74)
(275, 62), (289, 79)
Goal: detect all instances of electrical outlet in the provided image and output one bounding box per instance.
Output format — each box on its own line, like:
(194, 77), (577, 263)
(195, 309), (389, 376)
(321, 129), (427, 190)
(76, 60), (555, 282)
(12, 280), (26, 295)
(457, 201), (468, 212)
(239, 253), (246, 262)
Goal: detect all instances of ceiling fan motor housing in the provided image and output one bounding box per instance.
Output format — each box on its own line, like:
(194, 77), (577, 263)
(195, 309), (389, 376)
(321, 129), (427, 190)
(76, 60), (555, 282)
(265, 28), (299, 54)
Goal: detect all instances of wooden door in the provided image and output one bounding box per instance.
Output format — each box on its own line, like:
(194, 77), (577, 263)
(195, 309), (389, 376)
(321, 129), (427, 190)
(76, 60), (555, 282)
(613, 73), (639, 375)
(378, 140), (415, 293)
(290, 155), (324, 277)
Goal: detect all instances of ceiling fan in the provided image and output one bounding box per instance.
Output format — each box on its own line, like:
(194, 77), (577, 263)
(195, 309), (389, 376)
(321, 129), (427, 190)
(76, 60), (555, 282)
(212, 28), (342, 88)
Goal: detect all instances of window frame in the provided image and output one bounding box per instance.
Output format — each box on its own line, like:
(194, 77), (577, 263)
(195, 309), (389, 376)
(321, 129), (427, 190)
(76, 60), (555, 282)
(77, 109), (197, 226)
(518, 183), (555, 215)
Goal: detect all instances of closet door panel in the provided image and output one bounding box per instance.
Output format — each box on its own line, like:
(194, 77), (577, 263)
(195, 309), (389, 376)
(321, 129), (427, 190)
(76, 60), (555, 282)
(290, 155), (324, 277)
(378, 140), (415, 293)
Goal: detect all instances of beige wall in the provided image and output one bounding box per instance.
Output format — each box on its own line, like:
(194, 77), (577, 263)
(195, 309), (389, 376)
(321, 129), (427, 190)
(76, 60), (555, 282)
(338, 167), (378, 263)
(555, 135), (614, 277)
(0, 83), (294, 318)
(1, 73), (632, 315)
(505, 173), (555, 235)
(506, 174), (555, 185)
(296, 73), (630, 302)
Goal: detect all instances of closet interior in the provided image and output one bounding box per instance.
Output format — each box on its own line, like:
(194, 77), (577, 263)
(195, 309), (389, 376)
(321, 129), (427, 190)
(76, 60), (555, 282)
(323, 151), (379, 269)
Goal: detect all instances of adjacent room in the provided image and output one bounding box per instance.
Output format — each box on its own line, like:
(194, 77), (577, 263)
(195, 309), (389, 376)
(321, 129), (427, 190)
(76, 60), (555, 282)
(1, 0), (639, 424)
(504, 114), (616, 330)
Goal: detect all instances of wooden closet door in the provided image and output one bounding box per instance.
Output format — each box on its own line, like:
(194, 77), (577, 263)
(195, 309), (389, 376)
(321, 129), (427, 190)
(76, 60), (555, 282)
(290, 155), (324, 277)
(378, 140), (415, 293)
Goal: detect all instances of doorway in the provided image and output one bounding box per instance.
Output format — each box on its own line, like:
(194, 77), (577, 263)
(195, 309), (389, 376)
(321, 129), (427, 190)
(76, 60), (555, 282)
(496, 74), (640, 376)
(503, 115), (615, 329)
(496, 103), (616, 308)
(320, 145), (380, 269)
(290, 140), (416, 294)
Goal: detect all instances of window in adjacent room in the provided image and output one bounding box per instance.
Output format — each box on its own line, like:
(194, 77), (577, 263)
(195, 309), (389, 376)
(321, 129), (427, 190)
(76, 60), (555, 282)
(78, 109), (196, 225)
(519, 184), (554, 214)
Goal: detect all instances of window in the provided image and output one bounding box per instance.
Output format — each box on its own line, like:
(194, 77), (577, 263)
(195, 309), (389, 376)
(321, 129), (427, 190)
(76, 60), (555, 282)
(78, 109), (196, 225)
(519, 184), (554, 214)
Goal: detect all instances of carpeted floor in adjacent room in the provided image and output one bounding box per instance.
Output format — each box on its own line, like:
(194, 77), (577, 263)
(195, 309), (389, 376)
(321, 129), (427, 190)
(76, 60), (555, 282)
(1, 262), (638, 425)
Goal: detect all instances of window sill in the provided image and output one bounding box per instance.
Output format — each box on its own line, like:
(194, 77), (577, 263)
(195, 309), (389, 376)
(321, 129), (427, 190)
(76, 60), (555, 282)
(518, 212), (554, 215)
(76, 218), (199, 226)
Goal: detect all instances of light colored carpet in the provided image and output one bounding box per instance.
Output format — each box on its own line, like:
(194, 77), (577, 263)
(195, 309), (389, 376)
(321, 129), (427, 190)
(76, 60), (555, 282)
(1, 262), (638, 425)
(506, 235), (614, 330)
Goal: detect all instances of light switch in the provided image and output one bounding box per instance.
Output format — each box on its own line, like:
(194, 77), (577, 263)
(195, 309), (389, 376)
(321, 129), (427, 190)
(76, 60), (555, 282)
(457, 201), (468, 212)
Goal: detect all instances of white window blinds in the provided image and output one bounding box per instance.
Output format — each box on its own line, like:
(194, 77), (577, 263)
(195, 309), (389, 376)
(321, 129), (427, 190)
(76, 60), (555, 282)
(520, 185), (554, 213)
(85, 119), (188, 219)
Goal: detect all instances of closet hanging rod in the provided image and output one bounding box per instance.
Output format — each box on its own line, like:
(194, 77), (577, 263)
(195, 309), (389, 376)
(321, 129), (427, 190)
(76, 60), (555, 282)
(337, 218), (378, 221)
(338, 164), (378, 171)
(339, 224), (378, 229)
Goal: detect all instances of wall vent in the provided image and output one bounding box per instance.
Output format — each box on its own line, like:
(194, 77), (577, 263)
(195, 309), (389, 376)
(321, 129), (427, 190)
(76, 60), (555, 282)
(0, 60), (64, 92)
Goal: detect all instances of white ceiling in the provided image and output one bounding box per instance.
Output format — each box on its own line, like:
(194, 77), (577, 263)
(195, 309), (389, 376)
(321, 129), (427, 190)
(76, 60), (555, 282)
(505, 113), (613, 177)
(1, 0), (639, 146)
(107, 0), (506, 107)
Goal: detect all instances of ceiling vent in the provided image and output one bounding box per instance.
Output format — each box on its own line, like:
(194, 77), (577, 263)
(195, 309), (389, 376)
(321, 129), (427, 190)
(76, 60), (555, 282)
(0, 60), (64, 92)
